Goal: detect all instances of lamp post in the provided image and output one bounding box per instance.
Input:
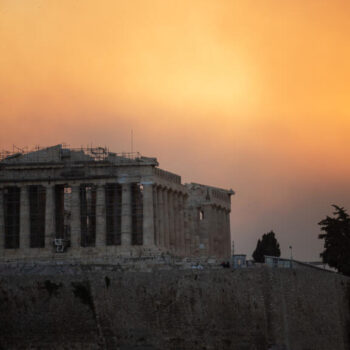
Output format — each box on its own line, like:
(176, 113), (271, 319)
(289, 245), (293, 268)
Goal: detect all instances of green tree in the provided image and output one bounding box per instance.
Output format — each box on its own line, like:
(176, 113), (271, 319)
(252, 231), (281, 263)
(318, 205), (350, 276)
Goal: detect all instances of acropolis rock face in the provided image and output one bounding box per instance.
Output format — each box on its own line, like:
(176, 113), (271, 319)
(0, 265), (349, 350)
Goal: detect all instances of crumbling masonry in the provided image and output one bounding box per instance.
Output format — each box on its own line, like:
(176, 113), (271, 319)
(0, 145), (234, 261)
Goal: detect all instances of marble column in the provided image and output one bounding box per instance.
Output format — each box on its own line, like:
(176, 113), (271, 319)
(19, 185), (30, 249)
(70, 184), (81, 248)
(163, 189), (169, 248)
(215, 207), (220, 257)
(142, 182), (155, 246)
(222, 209), (227, 258)
(0, 188), (4, 254)
(173, 192), (180, 253)
(152, 186), (158, 245)
(157, 187), (164, 247)
(225, 210), (231, 258)
(219, 208), (225, 258)
(95, 184), (106, 248)
(45, 185), (55, 250)
(121, 183), (132, 246)
(182, 195), (190, 256)
(168, 190), (175, 250)
(216, 207), (221, 257)
(178, 193), (185, 255)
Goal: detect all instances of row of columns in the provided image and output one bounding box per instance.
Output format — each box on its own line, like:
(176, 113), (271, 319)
(0, 181), (155, 252)
(0, 183), (231, 258)
(153, 186), (186, 255)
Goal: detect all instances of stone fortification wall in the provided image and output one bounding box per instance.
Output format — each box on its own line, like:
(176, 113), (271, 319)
(0, 266), (349, 350)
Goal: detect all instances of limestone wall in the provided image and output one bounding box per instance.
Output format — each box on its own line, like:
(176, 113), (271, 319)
(0, 266), (349, 350)
(185, 183), (232, 259)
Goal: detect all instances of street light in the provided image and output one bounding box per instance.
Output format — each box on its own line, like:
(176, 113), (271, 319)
(289, 245), (293, 268)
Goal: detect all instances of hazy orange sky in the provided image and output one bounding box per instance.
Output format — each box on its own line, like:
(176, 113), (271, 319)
(1, 0), (350, 260)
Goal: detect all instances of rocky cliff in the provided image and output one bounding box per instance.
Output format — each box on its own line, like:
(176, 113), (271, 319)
(0, 265), (349, 350)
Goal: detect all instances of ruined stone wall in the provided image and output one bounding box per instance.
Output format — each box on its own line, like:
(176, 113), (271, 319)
(185, 183), (232, 259)
(0, 266), (349, 350)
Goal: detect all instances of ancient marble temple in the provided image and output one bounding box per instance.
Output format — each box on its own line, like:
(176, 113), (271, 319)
(0, 145), (234, 262)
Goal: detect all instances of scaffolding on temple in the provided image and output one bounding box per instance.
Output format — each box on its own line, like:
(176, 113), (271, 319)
(0, 144), (141, 163)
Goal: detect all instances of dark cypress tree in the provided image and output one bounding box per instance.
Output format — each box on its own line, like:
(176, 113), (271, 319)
(252, 231), (281, 263)
(252, 239), (263, 262)
(319, 205), (350, 276)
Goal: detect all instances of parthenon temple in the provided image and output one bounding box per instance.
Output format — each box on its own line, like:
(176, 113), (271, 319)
(0, 145), (234, 262)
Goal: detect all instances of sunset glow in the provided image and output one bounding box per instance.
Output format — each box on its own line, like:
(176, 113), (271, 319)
(1, 0), (350, 260)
